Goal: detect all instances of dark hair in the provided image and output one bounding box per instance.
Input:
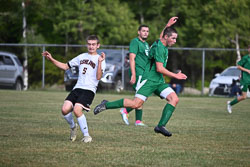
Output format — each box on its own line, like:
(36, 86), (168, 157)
(86, 35), (100, 44)
(138, 25), (149, 31)
(162, 27), (177, 38)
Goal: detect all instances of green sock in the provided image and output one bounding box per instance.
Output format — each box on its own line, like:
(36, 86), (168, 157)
(135, 109), (142, 121)
(158, 104), (175, 127)
(126, 108), (133, 113)
(106, 99), (124, 109)
(230, 98), (238, 106)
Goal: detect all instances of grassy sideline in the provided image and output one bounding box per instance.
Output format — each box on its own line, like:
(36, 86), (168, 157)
(0, 90), (249, 167)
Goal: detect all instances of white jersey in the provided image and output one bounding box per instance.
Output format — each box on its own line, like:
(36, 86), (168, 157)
(68, 53), (106, 93)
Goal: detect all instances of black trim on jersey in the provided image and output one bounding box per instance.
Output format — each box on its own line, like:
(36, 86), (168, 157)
(67, 62), (71, 68)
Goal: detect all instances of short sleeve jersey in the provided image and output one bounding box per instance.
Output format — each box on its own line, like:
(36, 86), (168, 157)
(68, 53), (106, 93)
(142, 39), (168, 83)
(237, 54), (250, 85)
(129, 37), (150, 76)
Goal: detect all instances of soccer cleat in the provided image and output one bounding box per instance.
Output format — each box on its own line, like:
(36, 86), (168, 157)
(154, 126), (172, 137)
(227, 101), (232, 114)
(135, 121), (147, 127)
(94, 100), (108, 115)
(82, 136), (92, 143)
(120, 108), (129, 125)
(70, 123), (78, 142)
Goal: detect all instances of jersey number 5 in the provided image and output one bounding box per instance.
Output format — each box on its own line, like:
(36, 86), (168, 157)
(82, 67), (87, 74)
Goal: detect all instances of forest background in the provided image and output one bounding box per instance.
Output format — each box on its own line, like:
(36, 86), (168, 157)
(0, 0), (249, 90)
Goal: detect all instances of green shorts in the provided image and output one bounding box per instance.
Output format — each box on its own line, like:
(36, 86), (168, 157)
(135, 79), (175, 101)
(241, 84), (250, 92)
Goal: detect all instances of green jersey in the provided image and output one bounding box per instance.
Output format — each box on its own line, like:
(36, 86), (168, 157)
(129, 37), (150, 76)
(142, 39), (168, 83)
(237, 54), (250, 85)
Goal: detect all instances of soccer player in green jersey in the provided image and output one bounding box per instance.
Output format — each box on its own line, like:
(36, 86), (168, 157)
(227, 45), (250, 113)
(94, 26), (187, 137)
(120, 17), (178, 126)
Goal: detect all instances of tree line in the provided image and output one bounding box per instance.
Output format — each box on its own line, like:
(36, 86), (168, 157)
(0, 0), (249, 89)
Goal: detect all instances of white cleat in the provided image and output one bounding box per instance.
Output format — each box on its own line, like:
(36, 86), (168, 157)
(227, 101), (232, 114)
(120, 108), (129, 125)
(70, 123), (78, 142)
(82, 136), (92, 143)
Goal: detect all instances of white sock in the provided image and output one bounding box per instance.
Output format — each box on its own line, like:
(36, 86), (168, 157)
(63, 112), (75, 129)
(77, 114), (89, 137)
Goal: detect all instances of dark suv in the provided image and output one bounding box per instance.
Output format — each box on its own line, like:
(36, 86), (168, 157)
(64, 49), (132, 92)
(0, 51), (24, 90)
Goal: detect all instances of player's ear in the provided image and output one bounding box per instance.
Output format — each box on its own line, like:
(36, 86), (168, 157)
(97, 43), (100, 49)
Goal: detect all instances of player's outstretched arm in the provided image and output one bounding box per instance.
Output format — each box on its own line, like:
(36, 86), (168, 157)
(96, 52), (105, 80)
(237, 65), (250, 74)
(42, 51), (69, 71)
(156, 62), (187, 80)
(159, 17), (178, 39)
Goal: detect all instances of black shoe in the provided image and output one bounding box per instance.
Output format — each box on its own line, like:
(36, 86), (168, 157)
(94, 100), (108, 115)
(154, 126), (172, 137)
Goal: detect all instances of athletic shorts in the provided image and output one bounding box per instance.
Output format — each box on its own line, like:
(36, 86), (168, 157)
(241, 84), (250, 92)
(65, 88), (95, 111)
(135, 80), (175, 101)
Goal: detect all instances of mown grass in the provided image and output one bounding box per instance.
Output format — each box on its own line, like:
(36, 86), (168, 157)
(0, 90), (249, 167)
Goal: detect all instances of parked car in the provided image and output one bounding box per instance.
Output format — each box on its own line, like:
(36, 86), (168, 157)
(0, 51), (24, 90)
(64, 49), (132, 92)
(209, 66), (241, 96)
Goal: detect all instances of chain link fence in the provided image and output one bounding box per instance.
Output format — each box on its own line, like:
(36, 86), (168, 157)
(0, 43), (248, 95)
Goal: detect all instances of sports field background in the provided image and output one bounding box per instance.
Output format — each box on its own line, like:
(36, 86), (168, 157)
(0, 90), (249, 166)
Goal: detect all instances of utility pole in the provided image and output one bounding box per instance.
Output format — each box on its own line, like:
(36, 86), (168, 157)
(230, 33), (241, 64)
(22, 0), (28, 90)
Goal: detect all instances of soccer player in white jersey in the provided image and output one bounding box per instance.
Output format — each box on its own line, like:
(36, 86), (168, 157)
(42, 35), (106, 143)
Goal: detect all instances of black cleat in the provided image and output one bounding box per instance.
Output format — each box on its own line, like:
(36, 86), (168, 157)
(154, 126), (172, 137)
(94, 100), (108, 115)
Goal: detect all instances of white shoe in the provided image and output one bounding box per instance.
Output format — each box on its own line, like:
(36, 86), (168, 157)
(120, 108), (129, 125)
(227, 101), (232, 114)
(70, 123), (78, 142)
(82, 136), (92, 143)
(135, 121), (147, 127)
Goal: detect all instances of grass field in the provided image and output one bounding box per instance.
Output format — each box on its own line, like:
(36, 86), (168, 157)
(0, 90), (249, 167)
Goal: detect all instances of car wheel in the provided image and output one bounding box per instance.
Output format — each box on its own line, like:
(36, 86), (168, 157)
(115, 78), (124, 92)
(14, 79), (23, 91)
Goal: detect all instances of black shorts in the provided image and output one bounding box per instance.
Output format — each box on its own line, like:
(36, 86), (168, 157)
(65, 88), (95, 111)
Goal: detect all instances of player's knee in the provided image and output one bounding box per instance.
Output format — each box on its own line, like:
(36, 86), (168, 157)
(134, 103), (142, 109)
(61, 106), (70, 115)
(242, 95), (247, 100)
(167, 93), (179, 106)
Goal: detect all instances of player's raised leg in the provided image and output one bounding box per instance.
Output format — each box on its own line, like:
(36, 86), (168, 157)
(62, 100), (78, 141)
(94, 98), (144, 115)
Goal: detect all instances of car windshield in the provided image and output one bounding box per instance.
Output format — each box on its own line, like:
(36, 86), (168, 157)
(105, 53), (122, 63)
(98, 49), (128, 64)
(221, 68), (241, 76)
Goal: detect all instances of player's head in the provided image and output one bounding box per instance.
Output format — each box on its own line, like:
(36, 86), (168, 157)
(162, 27), (178, 46)
(86, 35), (100, 55)
(138, 25), (149, 41)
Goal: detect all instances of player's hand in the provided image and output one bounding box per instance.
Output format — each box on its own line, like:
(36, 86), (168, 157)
(42, 51), (53, 61)
(99, 52), (105, 62)
(167, 17), (178, 27)
(130, 75), (136, 84)
(175, 70), (187, 80)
